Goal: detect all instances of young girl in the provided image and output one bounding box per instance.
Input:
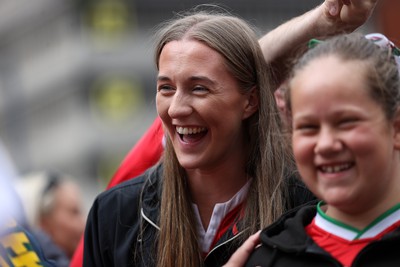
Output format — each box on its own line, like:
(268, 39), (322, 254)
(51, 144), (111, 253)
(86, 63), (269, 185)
(243, 33), (400, 266)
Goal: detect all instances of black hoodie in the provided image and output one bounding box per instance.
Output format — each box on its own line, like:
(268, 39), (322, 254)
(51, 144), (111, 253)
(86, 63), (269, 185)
(246, 204), (400, 267)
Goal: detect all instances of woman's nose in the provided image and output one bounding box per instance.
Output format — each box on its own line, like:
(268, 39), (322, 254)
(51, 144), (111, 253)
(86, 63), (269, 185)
(168, 92), (193, 118)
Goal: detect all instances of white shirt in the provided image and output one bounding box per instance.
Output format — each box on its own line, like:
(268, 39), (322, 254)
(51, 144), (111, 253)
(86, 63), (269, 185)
(192, 180), (251, 253)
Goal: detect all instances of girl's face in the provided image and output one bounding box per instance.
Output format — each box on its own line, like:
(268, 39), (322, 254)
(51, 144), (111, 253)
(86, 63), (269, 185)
(290, 55), (400, 217)
(156, 40), (257, 171)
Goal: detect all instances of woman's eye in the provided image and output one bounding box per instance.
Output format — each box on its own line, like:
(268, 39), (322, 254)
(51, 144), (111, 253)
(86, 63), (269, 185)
(193, 86), (209, 94)
(157, 85), (175, 94)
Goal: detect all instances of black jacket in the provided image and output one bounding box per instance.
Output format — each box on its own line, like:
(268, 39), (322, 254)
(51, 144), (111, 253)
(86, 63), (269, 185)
(246, 205), (400, 267)
(83, 164), (315, 267)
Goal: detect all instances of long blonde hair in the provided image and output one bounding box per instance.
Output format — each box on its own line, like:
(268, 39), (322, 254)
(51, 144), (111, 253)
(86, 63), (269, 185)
(153, 9), (294, 267)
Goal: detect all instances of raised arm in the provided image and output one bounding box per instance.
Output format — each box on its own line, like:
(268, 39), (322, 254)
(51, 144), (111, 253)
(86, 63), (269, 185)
(260, 0), (378, 84)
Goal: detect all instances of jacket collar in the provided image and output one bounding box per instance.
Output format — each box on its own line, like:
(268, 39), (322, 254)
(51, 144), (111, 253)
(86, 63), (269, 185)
(261, 203), (317, 253)
(140, 164), (163, 229)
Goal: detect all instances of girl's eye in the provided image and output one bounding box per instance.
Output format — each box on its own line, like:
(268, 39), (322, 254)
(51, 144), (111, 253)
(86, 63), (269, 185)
(300, 125), (318, 130)
(338, 118), (358, 128)
(293, 123), (318, 133)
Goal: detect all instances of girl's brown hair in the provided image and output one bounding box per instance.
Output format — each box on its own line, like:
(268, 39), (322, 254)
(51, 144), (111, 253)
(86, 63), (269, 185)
(287, 33), (400, 120)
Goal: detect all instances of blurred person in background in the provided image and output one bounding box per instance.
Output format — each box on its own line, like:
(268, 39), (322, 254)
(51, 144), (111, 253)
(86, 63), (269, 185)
(0, 139), (58, 266)
(15, 171), (86, 265)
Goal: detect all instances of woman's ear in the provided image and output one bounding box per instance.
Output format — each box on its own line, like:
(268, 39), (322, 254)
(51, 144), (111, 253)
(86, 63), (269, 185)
(393, 108), (400, 150)
(242, 87), (259, 119)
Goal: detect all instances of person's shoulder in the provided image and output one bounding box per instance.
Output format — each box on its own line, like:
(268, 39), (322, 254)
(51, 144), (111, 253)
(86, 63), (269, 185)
(86, 165), (162, 235)
(94, 164), (162, 207)
(246, 204), (317, 266)
(103, 174), (146, 195)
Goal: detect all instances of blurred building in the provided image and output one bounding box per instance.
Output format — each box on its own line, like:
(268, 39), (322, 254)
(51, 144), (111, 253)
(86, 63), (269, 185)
(0, 0), (381, 209)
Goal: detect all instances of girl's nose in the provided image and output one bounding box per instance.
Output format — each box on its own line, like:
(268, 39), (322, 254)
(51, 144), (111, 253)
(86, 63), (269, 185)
(314, 128), (343, 155)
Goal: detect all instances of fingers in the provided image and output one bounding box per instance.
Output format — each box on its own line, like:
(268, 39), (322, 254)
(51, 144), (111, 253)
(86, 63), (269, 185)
(321, 0), (378, 34)
(324, 0), (376, 18)
(325, 0), (343, 17)
(223, 231), (261, 267)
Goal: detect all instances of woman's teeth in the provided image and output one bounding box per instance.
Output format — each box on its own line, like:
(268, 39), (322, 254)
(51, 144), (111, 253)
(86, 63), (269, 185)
(176, 126), (207, 135)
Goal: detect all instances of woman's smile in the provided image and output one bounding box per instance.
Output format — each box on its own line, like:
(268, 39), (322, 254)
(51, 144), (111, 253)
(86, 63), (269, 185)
(176, 126), (208, 143)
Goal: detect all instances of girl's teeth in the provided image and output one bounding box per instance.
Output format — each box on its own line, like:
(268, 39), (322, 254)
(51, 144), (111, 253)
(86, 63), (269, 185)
(322, 164), (351, 173)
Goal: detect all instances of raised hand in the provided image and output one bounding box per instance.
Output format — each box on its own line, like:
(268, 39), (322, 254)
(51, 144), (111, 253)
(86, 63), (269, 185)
(321, 0), (378, 33)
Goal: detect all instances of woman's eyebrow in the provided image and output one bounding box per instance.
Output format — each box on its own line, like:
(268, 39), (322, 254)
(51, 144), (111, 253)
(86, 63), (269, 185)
(157, 75), (216, 85)
(157, 75), (170, 82)
(189, 75), (216, 85)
